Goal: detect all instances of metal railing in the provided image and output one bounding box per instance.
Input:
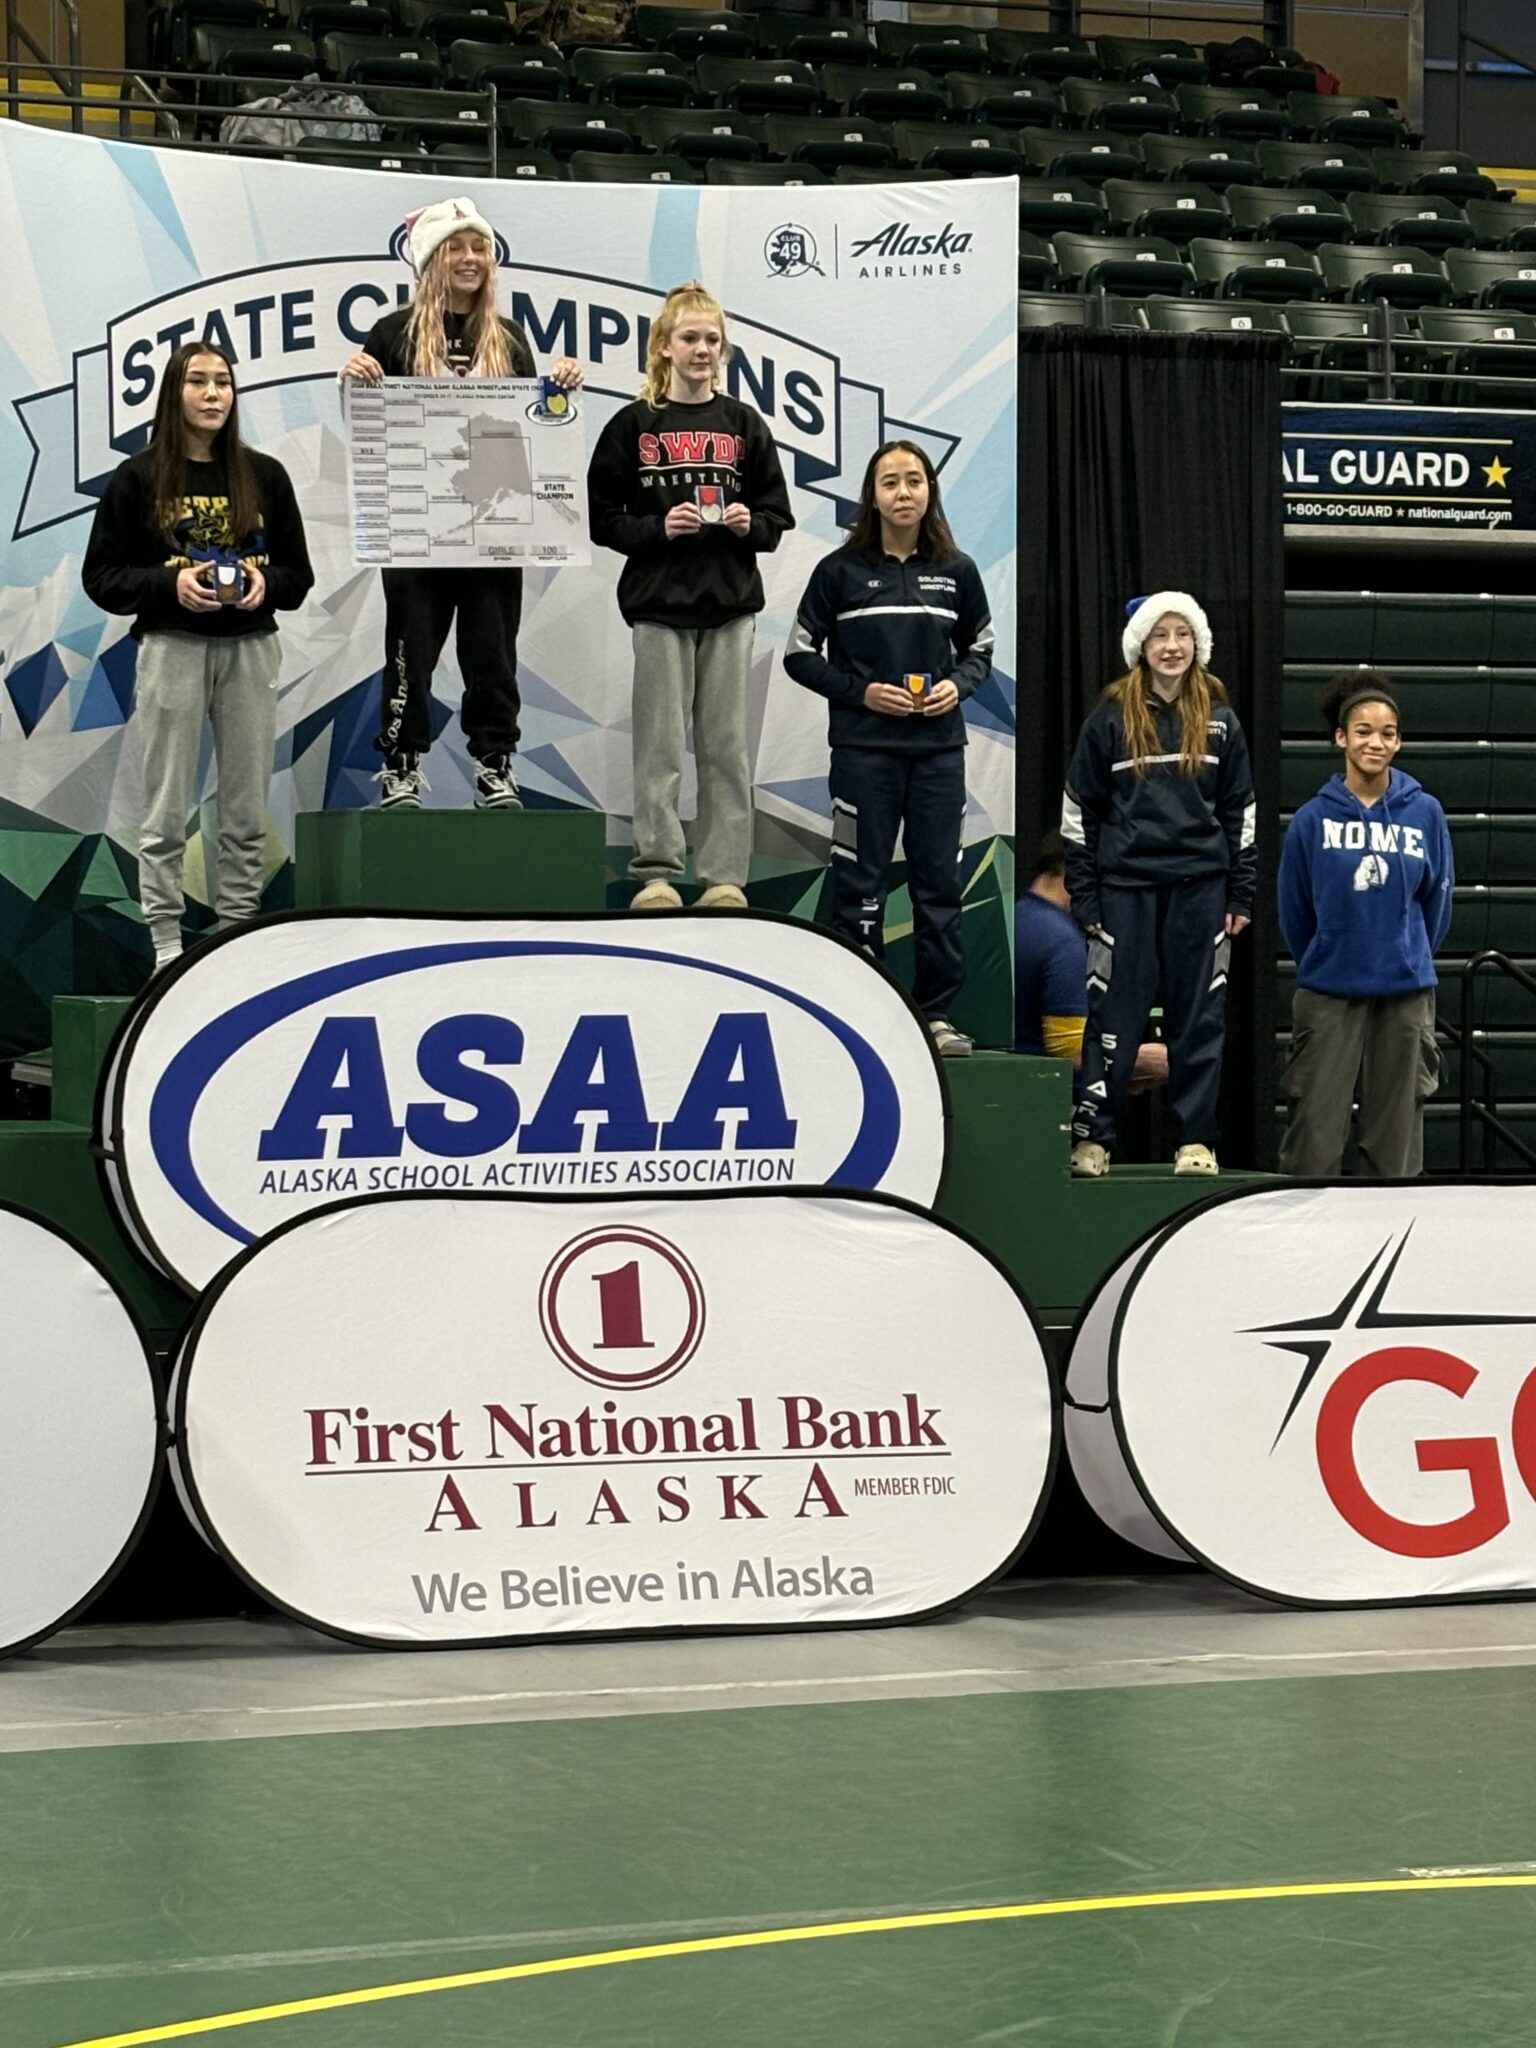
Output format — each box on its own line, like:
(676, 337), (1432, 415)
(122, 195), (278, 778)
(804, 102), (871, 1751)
(1458, 950), (1536, 1171)
(1454, 0), (1536, 155)
(5, 0), (81, 131)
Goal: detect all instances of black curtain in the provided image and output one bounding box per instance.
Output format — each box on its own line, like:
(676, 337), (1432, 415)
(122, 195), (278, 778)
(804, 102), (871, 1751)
(1015, 327), (1285, 1168)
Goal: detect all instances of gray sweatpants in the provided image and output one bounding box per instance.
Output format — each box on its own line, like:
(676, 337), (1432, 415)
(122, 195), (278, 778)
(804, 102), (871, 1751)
(136, 630), (280, 957)
(630, 616), (755, 888)
(1279, 985), (1440, 1178)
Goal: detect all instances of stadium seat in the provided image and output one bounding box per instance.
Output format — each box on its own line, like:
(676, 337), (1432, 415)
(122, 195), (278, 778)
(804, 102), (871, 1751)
(761, 113), (894, 171)
(758, 18), (872, 69)
(292, 136), (427, 169)
(427, 135), (493, 176)
(1016, 292), (1091, 329)
(1224, 185), (1350, 248)
(1062, 77), (1176, 133)
(569, 48), (691, 108)
(635, 6), (756, 61)
(1280, 743), (1536, 812)
(1284, 662), (1497, 737)
(1445, 249), (1536, 312)
(1345, 193), (1476, 254)
(1018, 231), (1057, 291)
(1137, 134), (1260, 191)
(1053, 231), (1190, 297)
(194, 24), (316, 87)
(1371, 146), (1497, 203)
(505, 98), (636, 156)
(1465, 199), (1536, 251)
(697, 55), (818, 116)
(1287, 92), (1409, 147)
(1190, 238), (1323, 302)
(323, 32), (442, 85)
(1374, 593), (1499, 664)
(1016, 176), (1104, 238)
(704, 157), (826, 187)
(1174, 83), (1287, 140)
(874, 20), (986, 71)
(890, 121), (1023, 176)
(371, 81), (484, 144)
(568, 149), (693, 182)
(410, 6), (515, 54)
(449, 41), (566, 98)
(825, 65), (946, 125)
(493, 144), (563, 179)
(947, 74), (1059, 130)
(1101, 178), (1230, 246)
(1095, 35), (1207, 86)
(629, 106), (761, 165)
(1318, 243), (1453, 308)
(986, 28), (1099, 83)
(1257, 139), (1377, 195)
(1281, 301), (1409, 396)
(1284, 591), (1377, 662)
(169, 0), (267, 67)
(1141, 298), (1289, 337)
(1493, 597), (1536, 664)
(833, 165), (947, 184)
(298, 1), (391, 44)
(1020, 128), (1142, 185)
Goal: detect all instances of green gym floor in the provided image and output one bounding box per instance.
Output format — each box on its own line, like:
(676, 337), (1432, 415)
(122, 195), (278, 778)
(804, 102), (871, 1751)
(4, 1578), (1536, 2047)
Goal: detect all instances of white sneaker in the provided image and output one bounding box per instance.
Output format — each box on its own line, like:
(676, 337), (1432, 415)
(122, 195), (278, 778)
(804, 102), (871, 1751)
(697, 883), (748, 909)
(631, 879), (683, 910)
(1174, 1143), (1219, 1176)
(473, 758), (522, 810)
(928, 1018), (974, 1057)
(1071, 1142), (1110, 1178)
(376, 756), (426, 810)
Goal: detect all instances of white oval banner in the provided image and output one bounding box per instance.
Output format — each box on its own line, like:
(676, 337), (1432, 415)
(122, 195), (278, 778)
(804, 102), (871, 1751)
(99, 910), (950, 1294)
(1112, 1182), (1536, 1606)
(1064, 1235), (1190, 1564)
(178, 1190), (1057, 1645)
(0, 1205), (163, 1658)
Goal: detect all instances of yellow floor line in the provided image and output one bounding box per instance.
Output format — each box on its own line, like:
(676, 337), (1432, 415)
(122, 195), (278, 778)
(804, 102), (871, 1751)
(55, 1873), (1536, 2047)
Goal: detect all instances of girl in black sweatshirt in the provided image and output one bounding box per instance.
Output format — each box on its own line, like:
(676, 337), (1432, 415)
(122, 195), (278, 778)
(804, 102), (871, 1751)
(82, 342), (312, 970)
(586, 281), (793, 909)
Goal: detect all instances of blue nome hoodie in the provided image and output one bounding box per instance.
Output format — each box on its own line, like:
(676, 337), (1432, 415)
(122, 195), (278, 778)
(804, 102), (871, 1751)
(1279, 768), (1454, 998)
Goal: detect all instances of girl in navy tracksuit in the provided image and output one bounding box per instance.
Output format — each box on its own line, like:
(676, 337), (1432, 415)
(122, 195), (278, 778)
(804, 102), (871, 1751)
(1062, 591), (1256, 1175)
(785, 440), (994, 1054)
(1279, 671), (1453, 1178)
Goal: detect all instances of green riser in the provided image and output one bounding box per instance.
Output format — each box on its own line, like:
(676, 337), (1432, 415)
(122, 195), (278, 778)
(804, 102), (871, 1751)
(295, 808), (608, 913)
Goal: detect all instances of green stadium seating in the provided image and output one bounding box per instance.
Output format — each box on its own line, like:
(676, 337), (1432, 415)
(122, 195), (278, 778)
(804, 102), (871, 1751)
(629, 106), (761, 163)
(1344, 193), (1476, 254)
(1257, 139), (1376, 195)
(1053, 231), (1190, 297)
(1142, 298), (1289, 337)
(1318, 243), (1453, 308)
(1190, 238), (1323, 302)
(569, 48), (691, 107)
(1101, 178), (1230, 245)
(1136, 134), (1260, 190)
(1174, 83), (1287, 139)
(1287, 92), (1408, 147)
(1062, 76), (1176, 133)
(1465, 199), (1536, 251)
(635, 6), (755, 60)
(1224, 185), (1349, 247)
(1445, 249), (1536, 312)
(987, 28), (1099, 83)
(1096, 35), (1207, 86)
(761, 113), (893, 171)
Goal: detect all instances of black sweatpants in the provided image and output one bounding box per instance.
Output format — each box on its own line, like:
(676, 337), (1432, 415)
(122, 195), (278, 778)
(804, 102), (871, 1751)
(376, 566), (523, 763)
(1072, 873), (1230, 1152)
(828, 745), (966, 1021)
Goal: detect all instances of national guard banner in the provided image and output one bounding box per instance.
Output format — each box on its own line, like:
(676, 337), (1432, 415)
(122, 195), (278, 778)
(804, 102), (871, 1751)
(0, 124), (1018, 1055)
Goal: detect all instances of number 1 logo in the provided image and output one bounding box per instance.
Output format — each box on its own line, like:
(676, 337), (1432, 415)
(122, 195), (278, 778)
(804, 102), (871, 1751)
(539, 1227), (707, 1390)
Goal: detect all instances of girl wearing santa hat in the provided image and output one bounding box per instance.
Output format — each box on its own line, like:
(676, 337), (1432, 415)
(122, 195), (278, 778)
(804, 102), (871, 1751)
(1060, 592), (1256, 1177)
(340, 196), (582, 811)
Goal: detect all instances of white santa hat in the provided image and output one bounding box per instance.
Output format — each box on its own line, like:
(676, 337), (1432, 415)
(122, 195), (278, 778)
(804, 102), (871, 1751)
(404, 196), (496, 277)
(1121, 591), (1213, 671)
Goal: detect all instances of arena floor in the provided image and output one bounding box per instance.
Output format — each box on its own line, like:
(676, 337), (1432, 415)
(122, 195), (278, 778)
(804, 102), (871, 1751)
(5, 1577), (1536, 2046)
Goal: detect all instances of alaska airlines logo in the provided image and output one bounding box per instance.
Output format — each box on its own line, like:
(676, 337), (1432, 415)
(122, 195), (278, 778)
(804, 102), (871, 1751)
(139, 939), (907, 1257)
(847, 221), (974, 279)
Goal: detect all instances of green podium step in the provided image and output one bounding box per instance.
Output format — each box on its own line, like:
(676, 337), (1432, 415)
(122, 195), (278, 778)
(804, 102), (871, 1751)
(50, 995), (133, 1126)
(295, 808), (608, 914)
(937, 1053), (1274, 1322)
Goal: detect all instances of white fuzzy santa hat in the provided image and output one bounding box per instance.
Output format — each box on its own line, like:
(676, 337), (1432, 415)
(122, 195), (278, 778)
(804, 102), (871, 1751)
(404, 196), (495, 277)
(1122, 591), (1213, 671)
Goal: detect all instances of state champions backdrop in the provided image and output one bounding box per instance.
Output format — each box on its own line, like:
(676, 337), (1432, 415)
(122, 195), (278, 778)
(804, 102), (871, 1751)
(0, 123), (1018, 1057)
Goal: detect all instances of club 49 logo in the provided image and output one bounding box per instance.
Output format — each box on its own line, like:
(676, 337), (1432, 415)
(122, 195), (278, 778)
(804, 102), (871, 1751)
(765, 224), (822, 278)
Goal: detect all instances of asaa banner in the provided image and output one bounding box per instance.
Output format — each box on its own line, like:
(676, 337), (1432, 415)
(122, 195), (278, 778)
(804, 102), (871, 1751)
(177, 1190), (1058, 1646)
(0, 1205), (162, 1659)
(1111, 1181), (1536, 1605)
(0, 122), (1018, 1054)
(98, 908), (950, 1293)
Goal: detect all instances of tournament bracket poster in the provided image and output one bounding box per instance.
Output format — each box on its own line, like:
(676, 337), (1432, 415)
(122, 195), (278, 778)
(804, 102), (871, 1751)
(0, 125), (1019, 1055)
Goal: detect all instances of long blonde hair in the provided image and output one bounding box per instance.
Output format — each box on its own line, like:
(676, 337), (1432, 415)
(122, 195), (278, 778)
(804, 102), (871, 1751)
(639, 282), (731, 408)
(1107, 662), (1229, 778)
(406, 232), (511, 378)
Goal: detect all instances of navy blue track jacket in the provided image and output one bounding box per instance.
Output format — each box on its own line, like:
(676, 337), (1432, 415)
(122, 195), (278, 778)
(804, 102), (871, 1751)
(783, 543), (994, 753)
(1062, 689), (1257, 929)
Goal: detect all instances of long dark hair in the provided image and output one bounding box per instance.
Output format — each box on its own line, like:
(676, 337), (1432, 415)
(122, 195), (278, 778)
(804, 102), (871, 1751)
(149, 342), (261, 545)
(848, 440), (958, 563)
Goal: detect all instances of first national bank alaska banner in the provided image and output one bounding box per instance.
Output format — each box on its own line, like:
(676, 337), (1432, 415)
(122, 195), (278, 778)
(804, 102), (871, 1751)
(0, 125), (1018, 1036)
